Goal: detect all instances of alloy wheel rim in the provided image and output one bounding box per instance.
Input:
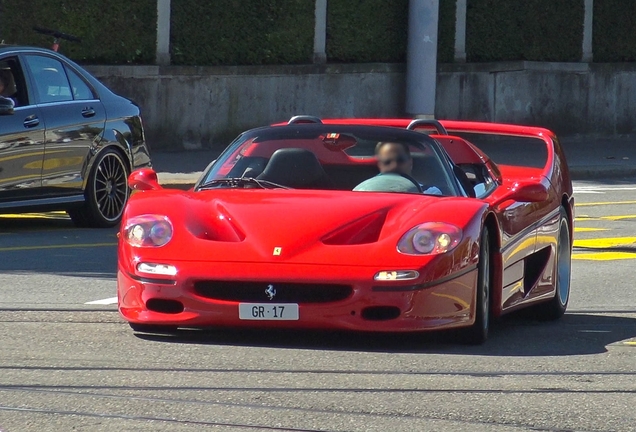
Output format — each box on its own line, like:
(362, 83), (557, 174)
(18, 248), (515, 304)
(94, 154), (128, 222)
(557, 221), (571, 306)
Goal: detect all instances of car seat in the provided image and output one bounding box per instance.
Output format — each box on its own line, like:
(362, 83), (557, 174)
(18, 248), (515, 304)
(256, 148), (333, 189)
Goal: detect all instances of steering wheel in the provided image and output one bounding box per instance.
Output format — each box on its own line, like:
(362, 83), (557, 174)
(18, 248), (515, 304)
(353, 172), (424, 193)
(394, 172), (424, 193)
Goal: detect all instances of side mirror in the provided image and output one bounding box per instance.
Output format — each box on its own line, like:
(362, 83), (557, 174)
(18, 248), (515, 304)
(509, 181), (549, 203)
(0, 96), (14, 115)
(128, 168), (162, 191)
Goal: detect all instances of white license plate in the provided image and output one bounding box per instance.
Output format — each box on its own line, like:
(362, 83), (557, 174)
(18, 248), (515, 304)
(238, 303), (299, 320)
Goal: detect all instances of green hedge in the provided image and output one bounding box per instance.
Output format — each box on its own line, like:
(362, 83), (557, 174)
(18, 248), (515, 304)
(466, 0), (583, 62)
(593, 0), (636, 62)
(437, 0), (457, 63)
(6, 0), (627, 65)
(326, 0), (409, 63)
(0, 0), (156, 65)
(170, 0), (314, 66)
(326, 0), (455, 63)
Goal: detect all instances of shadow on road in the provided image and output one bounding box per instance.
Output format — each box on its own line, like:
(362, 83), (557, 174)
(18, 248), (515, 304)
(133, 312), (636, 357)
(0, 214), (118, 279)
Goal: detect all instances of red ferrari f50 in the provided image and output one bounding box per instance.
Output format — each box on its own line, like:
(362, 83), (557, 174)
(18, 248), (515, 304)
(117, 117), (573, 344)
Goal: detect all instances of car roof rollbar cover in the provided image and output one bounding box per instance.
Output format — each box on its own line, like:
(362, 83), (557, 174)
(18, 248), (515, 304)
(406, 119), (448, 135)
(288, 115), (323, 124)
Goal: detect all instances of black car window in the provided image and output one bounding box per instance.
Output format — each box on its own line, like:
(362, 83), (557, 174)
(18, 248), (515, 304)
(0, 56), (30, 107)
(24, 55), (72, 104)
(66, 67), (95, 100)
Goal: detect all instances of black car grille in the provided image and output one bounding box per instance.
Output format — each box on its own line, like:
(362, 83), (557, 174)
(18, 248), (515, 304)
(193, 281), (353, 304)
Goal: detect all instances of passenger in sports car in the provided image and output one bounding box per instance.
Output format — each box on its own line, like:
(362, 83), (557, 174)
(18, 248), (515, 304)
(372, 141), (443, 195)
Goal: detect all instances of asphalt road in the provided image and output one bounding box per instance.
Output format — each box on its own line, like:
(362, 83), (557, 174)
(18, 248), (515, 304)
(1, 178), (636, 431)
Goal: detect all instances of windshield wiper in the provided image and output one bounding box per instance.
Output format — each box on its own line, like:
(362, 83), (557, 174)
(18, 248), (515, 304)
(197, 177), (290, 190)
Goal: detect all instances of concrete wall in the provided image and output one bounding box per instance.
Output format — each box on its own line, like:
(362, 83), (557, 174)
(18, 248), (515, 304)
(436, 61), (636, 137)
(85, 61), (636, 151)
(86, 64), (406, 151)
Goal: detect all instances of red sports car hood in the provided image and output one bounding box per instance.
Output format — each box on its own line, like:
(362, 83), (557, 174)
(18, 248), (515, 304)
(124, 189), (488, 267)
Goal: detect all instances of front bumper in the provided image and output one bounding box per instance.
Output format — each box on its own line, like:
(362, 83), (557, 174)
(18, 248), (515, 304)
(118, 261), (478, 332)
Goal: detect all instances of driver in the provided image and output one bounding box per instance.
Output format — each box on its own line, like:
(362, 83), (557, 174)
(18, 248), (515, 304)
(372, 141), (442, 195)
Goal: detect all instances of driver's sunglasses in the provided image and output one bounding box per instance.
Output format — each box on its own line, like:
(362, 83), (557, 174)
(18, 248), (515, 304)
(379, 155), (409, 166)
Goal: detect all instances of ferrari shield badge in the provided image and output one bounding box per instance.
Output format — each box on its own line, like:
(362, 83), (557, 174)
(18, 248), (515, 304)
(273, 247), (282, 256)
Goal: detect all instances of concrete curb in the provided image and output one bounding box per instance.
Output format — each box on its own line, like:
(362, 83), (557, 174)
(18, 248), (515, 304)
(157, 166), (636, 190)
(160, 183), (195, 190)
(157, 172), (203, 184)
(569, 166), (636, 180)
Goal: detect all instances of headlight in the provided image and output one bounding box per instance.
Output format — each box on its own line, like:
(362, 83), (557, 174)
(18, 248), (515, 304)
(137, 262), (177, 276)
(124, 214), (173, 247)
(397, 222), (462, 255)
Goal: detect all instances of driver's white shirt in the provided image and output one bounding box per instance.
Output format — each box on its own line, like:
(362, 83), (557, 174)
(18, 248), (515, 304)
(422, 185), (442, 195)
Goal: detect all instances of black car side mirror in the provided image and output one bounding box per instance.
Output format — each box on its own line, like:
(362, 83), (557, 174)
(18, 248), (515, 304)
(0, 96), (15, 115)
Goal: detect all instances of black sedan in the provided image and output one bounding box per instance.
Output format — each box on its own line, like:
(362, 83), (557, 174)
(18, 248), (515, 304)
(0, 45), (151, 227)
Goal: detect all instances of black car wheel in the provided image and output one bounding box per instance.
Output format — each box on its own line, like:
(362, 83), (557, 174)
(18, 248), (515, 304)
(68, 148), (130, 228)
(462, 226), (491, 345)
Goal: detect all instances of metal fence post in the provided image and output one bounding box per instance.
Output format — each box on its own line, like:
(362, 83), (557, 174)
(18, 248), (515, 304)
(454, 0), (467, 62)
(156, 0), (171, 66)
(406, 0), (440, 118)
(313, 0), (327, 64)
(582, 0), (593, 62)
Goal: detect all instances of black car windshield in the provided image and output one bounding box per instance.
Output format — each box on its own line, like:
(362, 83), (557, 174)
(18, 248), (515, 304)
(198, 125), (460, 196)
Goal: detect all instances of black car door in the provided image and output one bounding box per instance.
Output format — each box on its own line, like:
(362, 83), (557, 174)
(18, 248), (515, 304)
(22, 53), (106, 196)
(0, 54), (46, 202)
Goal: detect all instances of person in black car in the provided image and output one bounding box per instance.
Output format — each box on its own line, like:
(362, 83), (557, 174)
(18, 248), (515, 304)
(0, 69), (18, 105)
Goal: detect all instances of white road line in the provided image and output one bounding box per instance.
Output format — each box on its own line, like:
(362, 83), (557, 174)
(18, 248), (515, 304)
(573, 191), (605, 194)
(85, 297), (118, 305)
(574, 186), (636, 191)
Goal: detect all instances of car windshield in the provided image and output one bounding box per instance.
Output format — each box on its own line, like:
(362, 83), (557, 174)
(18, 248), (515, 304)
(198, 125), (460, 196)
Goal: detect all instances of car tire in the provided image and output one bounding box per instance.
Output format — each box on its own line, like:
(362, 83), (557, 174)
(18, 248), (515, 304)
(129, 323), (179, 334)
(68, 148), (130, 228)
(461, 226), (491, 345)
(534, 207), (572, 321)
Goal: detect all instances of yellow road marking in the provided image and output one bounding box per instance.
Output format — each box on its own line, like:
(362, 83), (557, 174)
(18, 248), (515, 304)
(575, 216), (600, 221)
(0, 215), (69, 220)
(574, 237), (636, 248)
(1, 212), (67, 216)
(602, 215), (636, 221)
(624, 341), (636, 346)
(576, 200), (636, 207)
(574, 227), (609, 233)
(0, 212), (69, 220)
(0, 242), (117, 252)
(573, 252), (636, 260)
(575, 214), (636, 222)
